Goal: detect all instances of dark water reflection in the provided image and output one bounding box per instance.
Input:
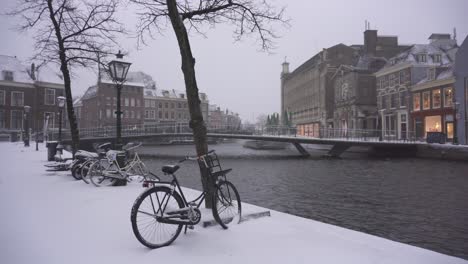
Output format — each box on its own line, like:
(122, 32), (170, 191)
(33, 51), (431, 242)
(139, 141), (468, 260)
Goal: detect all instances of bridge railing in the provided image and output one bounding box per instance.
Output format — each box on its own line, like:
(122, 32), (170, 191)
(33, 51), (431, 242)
(58, 124), (420, 143)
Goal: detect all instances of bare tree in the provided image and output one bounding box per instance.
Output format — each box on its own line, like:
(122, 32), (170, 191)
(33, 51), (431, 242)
(131, 0), (288, 207)
(8, 0), (124, 154)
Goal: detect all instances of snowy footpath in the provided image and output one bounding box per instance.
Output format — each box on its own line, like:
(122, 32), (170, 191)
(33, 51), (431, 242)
(0, 142), (467, 264)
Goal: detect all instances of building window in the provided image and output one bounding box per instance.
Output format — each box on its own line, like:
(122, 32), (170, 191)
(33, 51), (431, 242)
(44, 112), (55, 128)
(171, 103), (175, 109)
(159, 112), (162, 118)
(44, 89), (55, 105)
(145, 100), (150, 108)
(390, 93), (397, 108)
(434, 54), (442, 63)
(165, 112), (168, 119)
(131, 111), (135, 118)
(125, 98), (129, 107)
(106, 97), (111, 106)
(417, 54), (427, 63)
(413, 93), (421, 111)
(3, 70), (14, 81)
(422, 91), (430, 110)
(136, 99), (140, 107)
(443, 87), (453, 108)
(150, 100), (156, 108)
(399, 91), (407, 107)
(0, 90), (5, 105)
(10, 110), (23, 129)
(0, 110), (5, 128)
(165, 102), (168, 108)
(106, 109), (111, 118)
(137, 111), (141, 119)
(113, 97), (117, 106)
(145, 110), (149, 119)
(425, 115), (442, 135)
(171, 112), (174, 119)
(399, 71), (405, 84)
(428, 68), (436, 81)
(432, 89), (441, 109)
(178, 113), (182, 119)
(131, 98), (135, 107)
(178, 103), (181, 108)
(11, 91), (24, 106)
(159, 102), (162, 108)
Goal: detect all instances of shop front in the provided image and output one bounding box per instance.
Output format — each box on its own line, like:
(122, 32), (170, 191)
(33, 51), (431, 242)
(297, 122), (320, 137)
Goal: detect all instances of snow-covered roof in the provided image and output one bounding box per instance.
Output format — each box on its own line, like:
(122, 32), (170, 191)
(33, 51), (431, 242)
(383, 40), (458, 68)
(0, 55), (34, 83)
(416, 65), (454, 86)
(82, 85), (98, 100)
(0, 55), (64, 85)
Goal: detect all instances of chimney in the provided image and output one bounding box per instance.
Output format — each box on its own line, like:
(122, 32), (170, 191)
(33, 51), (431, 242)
(281, 61), (290, 75)
(364, 29), (378, 56)
(30, 63), (36, 81)
(322, 48), (328, 61)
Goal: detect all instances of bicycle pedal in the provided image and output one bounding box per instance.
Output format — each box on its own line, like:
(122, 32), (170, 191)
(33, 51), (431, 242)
(187, 225), (194, 230)
(188, 202), (197, 206)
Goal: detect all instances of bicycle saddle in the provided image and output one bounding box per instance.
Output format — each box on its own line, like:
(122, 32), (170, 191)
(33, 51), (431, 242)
(162, 165), (180, 174)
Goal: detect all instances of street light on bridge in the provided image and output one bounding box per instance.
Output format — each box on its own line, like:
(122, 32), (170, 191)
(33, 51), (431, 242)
(108, 50), (131, 150)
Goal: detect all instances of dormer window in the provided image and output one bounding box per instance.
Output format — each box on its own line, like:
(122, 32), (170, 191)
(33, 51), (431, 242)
(428, 68), (436, 81)
(2, 71), (13, 81)
(417, 54), (427, 63)
(433, 54), (442, 63)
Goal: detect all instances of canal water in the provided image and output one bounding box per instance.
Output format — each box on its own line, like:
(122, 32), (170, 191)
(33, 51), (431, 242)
(138, 140), (468, 260)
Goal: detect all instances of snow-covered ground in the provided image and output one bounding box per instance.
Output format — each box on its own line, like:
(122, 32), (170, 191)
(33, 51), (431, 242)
(0, 142), (467, 264)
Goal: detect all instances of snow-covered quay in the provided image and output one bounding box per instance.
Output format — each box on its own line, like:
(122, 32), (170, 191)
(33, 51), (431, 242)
(0, 142), (466, 264)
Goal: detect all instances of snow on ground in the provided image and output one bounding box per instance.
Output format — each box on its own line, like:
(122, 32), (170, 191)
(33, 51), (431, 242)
(0, 142), (467, 264)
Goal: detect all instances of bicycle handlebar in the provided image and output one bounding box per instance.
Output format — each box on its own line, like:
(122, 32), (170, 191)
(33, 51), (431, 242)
(178, 150), (216, 163)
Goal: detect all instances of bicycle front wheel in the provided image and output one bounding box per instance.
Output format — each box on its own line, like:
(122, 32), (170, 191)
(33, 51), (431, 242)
(212, 181), (242, 229)
(131, 186), (184, 249)
(89, 162), (116, 187)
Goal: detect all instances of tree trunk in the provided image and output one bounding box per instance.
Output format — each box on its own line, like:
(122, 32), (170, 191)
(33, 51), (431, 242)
(166, 0), (213, 208)
(47, 0), (80, 156)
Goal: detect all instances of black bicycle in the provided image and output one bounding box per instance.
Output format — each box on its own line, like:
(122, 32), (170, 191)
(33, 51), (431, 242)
(130, 150), (242, 249)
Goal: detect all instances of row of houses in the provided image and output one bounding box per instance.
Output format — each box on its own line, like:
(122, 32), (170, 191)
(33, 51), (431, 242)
(75, 71), (241, 131)
(0, 56), (241, 139)
(281, 28), (468, 144)
(0, 55), (65, 138)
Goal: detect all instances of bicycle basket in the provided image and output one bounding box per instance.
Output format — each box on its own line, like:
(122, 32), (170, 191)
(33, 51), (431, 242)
(198, 151), (231, 180)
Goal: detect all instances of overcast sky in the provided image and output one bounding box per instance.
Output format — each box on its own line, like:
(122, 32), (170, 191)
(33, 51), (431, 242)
(1, 0), (468, 123)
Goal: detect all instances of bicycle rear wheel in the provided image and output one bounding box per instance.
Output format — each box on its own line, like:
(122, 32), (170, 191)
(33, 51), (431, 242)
(80, 160), (94, 184)
(89, 162), (116, 187)
(131, 186), (184, 249)
(212, 180), (242, 229)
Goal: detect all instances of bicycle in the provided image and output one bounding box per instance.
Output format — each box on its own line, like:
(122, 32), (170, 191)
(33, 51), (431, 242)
(130, 150), (241, 249)
(88, 142), (159, 187)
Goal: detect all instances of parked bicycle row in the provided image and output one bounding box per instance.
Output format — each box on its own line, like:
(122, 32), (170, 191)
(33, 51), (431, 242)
(44, 143), (242, 249)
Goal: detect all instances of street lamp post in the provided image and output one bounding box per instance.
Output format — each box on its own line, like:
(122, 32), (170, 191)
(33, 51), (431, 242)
(23, 105), (31, 147)
(108, 50), (131, 150)
(453, 101), (460, 145)
(57, 96), (66, 154)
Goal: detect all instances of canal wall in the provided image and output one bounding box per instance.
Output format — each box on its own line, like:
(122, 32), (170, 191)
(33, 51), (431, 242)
(416, 144), (468, 161)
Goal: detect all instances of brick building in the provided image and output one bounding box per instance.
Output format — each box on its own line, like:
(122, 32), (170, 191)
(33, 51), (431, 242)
(76, 78), (145, 129)
(0, 55), (65, 139)
(375, 33), (458, 139)
(331, 29), (410, 131)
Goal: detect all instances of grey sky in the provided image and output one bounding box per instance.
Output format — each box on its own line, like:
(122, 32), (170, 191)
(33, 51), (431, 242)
(1, 0), (468, 123)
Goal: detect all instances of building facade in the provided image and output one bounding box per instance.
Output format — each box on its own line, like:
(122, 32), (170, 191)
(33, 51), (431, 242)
(375, 33), (458, 139)
(76, 80), (145, 129)
(410, 67), (455, 140)
(281, 44), (356, 137)
(454, 36), (468, 145)
(0, 55), (65, 138)
(331, 30), (410, 132)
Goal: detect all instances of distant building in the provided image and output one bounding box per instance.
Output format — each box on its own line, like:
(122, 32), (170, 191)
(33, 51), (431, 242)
(75, 71), (209, 129)
(76, 74), (145, 129)
(454, 35), (468, 144)
(281, 44), (356, 137)
(0, 55), (65, 138)
(208, 105), (241, 131)
(331, 29), (410, 132)
(376, 33), (458, 140)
